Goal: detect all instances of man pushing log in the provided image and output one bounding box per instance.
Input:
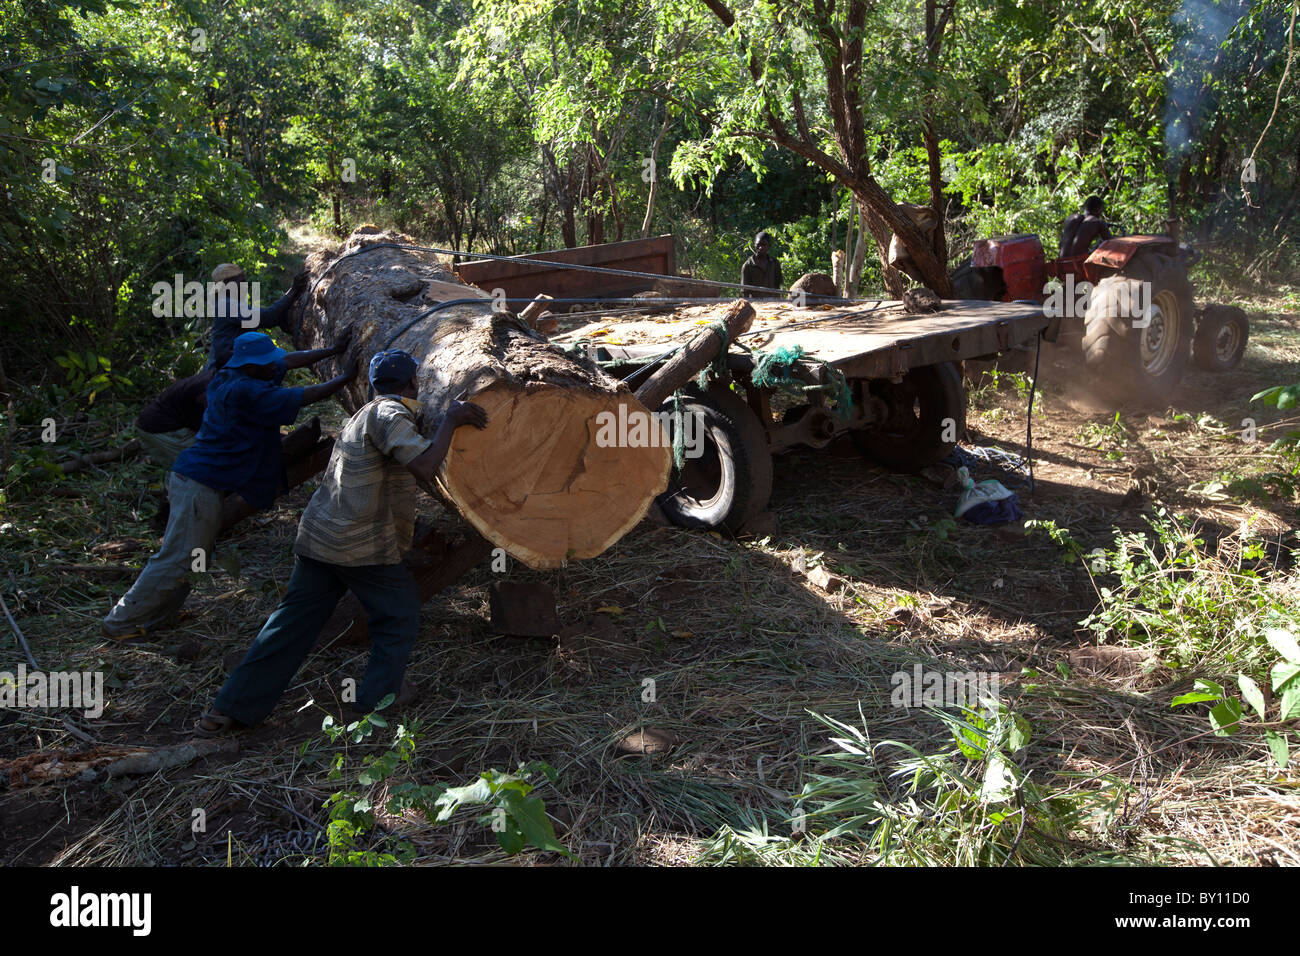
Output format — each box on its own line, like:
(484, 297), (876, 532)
(195, 350), (487, 734)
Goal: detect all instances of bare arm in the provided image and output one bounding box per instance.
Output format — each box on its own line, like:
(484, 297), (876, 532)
(301, 353), (359, 406)
(406, 401), (489, 484)
(285, 328), (350, 369)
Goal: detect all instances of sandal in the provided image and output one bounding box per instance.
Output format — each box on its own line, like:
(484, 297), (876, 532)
(194, 710), (240, 737)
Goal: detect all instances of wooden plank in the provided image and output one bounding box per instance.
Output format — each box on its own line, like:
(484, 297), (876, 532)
(454, 235), (677, 301)
(565, 299), (1046, 378)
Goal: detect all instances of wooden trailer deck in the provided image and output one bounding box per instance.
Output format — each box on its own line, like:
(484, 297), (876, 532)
(561, 298), (1047, 381)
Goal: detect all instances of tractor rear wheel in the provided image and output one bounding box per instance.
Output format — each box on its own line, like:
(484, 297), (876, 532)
(1082, 258), (1193, 404)
(1192, 305), (1249, 371)
(851, 362), (965, 471)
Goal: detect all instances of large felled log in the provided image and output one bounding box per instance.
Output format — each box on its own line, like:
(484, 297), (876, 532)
(292, 227), (671, 569)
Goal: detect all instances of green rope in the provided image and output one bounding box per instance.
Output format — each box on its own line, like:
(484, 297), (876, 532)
(746, 341), (853, 422)
(751, 344), (807, 388)
(670, 389), (688, 470)
(823, 363), (853, 421)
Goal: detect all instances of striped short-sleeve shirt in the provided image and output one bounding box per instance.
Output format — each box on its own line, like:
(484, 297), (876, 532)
(294, 396), (433, 567)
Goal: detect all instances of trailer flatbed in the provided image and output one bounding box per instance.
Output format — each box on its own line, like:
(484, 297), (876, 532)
(551, 297), (1047, 532)
(564, 298), (1045, 381)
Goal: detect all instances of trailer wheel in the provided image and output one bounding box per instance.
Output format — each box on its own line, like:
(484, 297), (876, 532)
(851, 362), (965, 471)
(655, 385), (773, 532)
(1082, 262), (1192, 403)
(1193, 305), (1248, 371)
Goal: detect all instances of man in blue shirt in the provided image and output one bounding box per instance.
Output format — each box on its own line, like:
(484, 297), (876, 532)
(205, 263), (309, 370)
(102, 331), (357, 640)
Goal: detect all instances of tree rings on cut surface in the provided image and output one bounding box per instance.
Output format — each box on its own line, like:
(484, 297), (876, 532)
(440, 382), (670, 569)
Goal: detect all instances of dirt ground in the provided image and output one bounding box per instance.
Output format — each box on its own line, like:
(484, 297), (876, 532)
(2, 288), (1298, 866)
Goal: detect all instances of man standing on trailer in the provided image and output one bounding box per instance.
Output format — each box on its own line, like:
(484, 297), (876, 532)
(741, 231), (784, 295)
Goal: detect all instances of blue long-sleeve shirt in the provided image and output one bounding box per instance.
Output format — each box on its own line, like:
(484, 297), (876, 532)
(205, 287), (296, 370)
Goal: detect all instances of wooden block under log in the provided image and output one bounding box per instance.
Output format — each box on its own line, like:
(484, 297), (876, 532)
(488, 581), (559, 637)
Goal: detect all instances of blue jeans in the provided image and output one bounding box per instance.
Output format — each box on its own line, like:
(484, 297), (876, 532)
(214, 555), (420, 726)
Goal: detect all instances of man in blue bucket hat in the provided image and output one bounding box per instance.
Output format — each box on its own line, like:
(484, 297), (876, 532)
(196, 349), (487, 734)
(102, 331), (357, 639)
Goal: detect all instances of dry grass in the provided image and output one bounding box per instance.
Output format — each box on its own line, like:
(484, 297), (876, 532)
(2, 293), (1299, 866)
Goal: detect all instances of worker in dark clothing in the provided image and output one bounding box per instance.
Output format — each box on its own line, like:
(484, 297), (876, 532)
(740, 231), (784, 296)
(1060, 196), (1113, 258)
(205, 263), (309, 370)
(136, 368), (215, 471)
(194, 350), (489, 734)
(102, 331), (356, 640)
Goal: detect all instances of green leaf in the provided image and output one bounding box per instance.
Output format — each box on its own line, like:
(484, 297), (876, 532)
(1238, 675), (1266, 719)
(496, 826), (525, 855)
(1193, 678), (1226, 697)
(499, 790), (575, 858)
(1171, 691), (1221, 706)
(1264, 730), (1289, 770)
(1280, 683), (1300, 722)
(1208, 698), (1242, 736)
(1006, 713), (1031, 753)
(980, 751), (1017, 804)
(433, 776), (494, 822)
(1271, 660), (1300, 692)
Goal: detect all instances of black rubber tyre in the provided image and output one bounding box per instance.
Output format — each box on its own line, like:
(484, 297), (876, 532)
(655, 385), (773, 532)
(1082, 256), (1193, 404)
(851, 362), (966, 471)
(1193, 305), (1249, 371)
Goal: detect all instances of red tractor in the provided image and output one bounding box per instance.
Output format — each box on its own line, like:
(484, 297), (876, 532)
(970, 232), (1249, 403)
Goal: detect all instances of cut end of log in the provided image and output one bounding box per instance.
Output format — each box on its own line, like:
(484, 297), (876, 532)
(441, 382), (670, 569)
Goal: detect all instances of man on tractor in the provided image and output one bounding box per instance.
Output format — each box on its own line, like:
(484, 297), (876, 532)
(1060, 196), (1113, 258)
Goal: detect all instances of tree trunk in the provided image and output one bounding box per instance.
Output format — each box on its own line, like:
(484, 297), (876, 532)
(641, 108), (672, 238)
(292, 227), (671, 569)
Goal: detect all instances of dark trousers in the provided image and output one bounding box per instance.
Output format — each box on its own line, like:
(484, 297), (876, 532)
(214, 554), (420, 726)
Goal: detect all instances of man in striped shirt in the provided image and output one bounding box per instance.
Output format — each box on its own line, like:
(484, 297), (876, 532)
(197, 349), (487, 734)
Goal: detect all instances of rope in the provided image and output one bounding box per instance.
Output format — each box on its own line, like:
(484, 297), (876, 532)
(751, 344), (807, 388)
(670, 390), (688, 470)
(695, 320), (732, 389)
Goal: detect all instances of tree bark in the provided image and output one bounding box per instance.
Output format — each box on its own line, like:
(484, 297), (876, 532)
(292, 227), (671, 569)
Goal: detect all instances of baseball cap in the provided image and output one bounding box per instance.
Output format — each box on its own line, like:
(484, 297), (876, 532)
(369, 349), (419, 391)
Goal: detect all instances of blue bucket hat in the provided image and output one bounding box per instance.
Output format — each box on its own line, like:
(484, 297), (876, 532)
(369, 349), (419, 392)
(225, 332), (286, 368)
